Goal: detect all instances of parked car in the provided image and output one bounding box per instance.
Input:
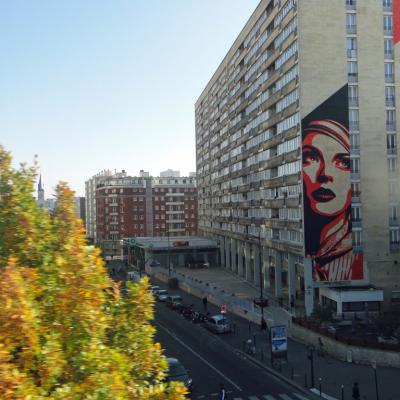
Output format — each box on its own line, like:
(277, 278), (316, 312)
(166, 357), (193, 394)
(150, 285), (161, 293)
(166, 295), (183, 310)
(155, 289), (168, 302)
(205, 314), (231, 334)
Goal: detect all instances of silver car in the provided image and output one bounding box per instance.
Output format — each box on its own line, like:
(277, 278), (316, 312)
(155, 289), (168, 301)
(205, 314), (231, 334)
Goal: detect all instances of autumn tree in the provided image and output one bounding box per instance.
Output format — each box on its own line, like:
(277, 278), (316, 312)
(0, 145), (186, 400)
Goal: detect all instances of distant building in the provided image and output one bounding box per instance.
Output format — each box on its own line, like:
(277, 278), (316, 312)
(73, 197), (86, 224)
(85, 170), (114, 243)
(92, 172), (197, 258)
(160, 169), (180, 178)
(37, 174), (45, 208)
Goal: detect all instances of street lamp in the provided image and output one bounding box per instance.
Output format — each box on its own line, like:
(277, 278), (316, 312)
(372, 360), (380, 400)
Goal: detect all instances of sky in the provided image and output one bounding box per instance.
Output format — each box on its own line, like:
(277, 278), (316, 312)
(0, 0), (260, 196)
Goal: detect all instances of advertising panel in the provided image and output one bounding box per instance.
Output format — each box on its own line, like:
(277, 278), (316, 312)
(301, 85), (363, 282)
(270, 325), (288, 360)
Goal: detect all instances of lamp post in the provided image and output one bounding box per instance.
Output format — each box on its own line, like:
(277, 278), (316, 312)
(372, 360), (380, 400)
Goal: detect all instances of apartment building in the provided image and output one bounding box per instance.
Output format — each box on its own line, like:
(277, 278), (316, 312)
(195, 0), (400, 314)
(92, 172), (197, 257)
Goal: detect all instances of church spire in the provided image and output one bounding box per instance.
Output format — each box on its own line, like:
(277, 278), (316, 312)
(37, 173), (45, 205)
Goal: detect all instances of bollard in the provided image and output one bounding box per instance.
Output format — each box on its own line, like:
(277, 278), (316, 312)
(341, 384), (344, 400)
(319, 378), (322, 397)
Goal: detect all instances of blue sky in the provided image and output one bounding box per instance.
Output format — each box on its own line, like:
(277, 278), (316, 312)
(0, 0), (259, 196)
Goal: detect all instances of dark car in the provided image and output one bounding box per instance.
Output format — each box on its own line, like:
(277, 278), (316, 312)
(166, 357), (193, 394)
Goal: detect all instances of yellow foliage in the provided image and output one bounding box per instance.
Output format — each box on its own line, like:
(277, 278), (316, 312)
(0, 146), (186, 400)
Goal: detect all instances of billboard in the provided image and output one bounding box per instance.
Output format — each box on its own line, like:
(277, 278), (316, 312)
(270, 326), (287, 360)
(301, 85), (363, 282)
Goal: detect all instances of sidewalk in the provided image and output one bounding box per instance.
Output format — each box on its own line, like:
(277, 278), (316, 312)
(151, 265), (399, 400)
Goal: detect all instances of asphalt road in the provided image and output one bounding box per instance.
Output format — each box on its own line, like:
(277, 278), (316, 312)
(154, 284), (311, 400)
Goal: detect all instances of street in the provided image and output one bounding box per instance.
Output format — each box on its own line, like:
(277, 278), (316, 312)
(154, 283), (310, 400)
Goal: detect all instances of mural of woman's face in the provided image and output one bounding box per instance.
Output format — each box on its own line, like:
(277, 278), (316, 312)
(302, 132), (351, 216)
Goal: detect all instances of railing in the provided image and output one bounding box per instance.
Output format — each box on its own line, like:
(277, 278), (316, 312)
(292, 317), (400, 352)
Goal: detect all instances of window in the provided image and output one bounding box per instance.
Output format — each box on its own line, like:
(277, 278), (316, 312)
(385, 86), (395, 105)
(390, 205), (398, 220)
(384, 38), (394, 57)
(351, 182), (361, 197)
(350, 133), (360, 148)
(390, 229), (400, 243)
(383, 0), (392, 9)
(383, 15), (393, 33)
(348, 85), (358, 102)
(346, 14), (356, 32)
(352, 230), (362, 246)
(347, 37), (357, 57)
(388, 157), (397, 172)
(351, 206), (362, 221)
(348, 61), (358, 76)
(351, 158), (360, 173)
(387, 110), (396, 129)
(385, 62), (394, 82)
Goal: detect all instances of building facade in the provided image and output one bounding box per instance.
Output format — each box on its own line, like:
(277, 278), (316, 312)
(93, 172), (197, 257)
(195, 0), (400, 314)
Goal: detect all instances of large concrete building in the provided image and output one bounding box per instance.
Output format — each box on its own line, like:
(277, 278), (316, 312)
(195, 0), (400, 314)
(90, 172), (197, 258)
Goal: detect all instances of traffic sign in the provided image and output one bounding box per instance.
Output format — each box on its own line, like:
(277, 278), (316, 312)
(220, 304), (227, 314)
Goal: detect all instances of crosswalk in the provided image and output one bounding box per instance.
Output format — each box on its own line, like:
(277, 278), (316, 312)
(194, 392), (311, 400)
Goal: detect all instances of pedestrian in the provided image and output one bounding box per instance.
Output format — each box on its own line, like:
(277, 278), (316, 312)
(261, 317), (267, 330)
(219, 383), (227, 400)
(202, 296), (208, 311)
(352, 382), (360, 400)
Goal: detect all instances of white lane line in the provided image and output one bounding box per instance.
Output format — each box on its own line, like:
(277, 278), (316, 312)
(155, 320), (242, 392)
(248, 396), (261, 400)
(278, 394), (294, 400)
(292, 393), (311, 400)
(263, 395), (277, 400)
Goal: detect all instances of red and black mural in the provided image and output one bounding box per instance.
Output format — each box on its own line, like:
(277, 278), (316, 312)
(302, 85), (363, 282)
(394, 0), (400, 45)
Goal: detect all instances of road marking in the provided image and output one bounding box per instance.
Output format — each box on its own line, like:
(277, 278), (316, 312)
(155, 320), (242, 392)
(278, 395), (294, 400)
(292, 393), (311, 400)
(263, 396), (277, 400)
(248, 396), (260, 400)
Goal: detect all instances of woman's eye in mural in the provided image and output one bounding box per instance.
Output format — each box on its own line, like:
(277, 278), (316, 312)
(333, 153), (350, 171)
(302, 147), (321, 166)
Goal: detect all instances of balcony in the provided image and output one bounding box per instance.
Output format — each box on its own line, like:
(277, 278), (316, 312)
(389, 218), (399, 227)
(349, 121), (359, 131)
(386, 122), (396, 131)
(349, 97), (359, 107)
(386, 97), (396, 107)
(348, 73), (358, 83)
(387, 147), (397, 155)
(384, 28), (393, 36)
(385, 74), (394, 84)
(390, 243), (400, 252)
(346, 25), (357, 34)
(352, 244), (363, 253)
(346, 1), (356, 10)
(347, 49), (357, 58)
(384, 51), (394, 60)
(352, 220), (362, 228)
(351, 172), (360, 180)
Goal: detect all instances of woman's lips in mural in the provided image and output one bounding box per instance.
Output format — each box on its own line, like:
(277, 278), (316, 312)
(312, 188), (336, 202)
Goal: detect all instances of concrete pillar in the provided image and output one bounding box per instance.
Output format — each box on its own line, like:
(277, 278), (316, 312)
(253, 243), (260, 286)
(237, 241), (244, 277)
(275, 250), (283, 298)
(231, 239), (237, 273)
(263, 247), (271, 289)
(288, 253), (297, 306)
(304, 256), (314, 316)
(245, 241), (251, 282)
(220, 236), (225, 267)
(225, 237), (231, 270)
